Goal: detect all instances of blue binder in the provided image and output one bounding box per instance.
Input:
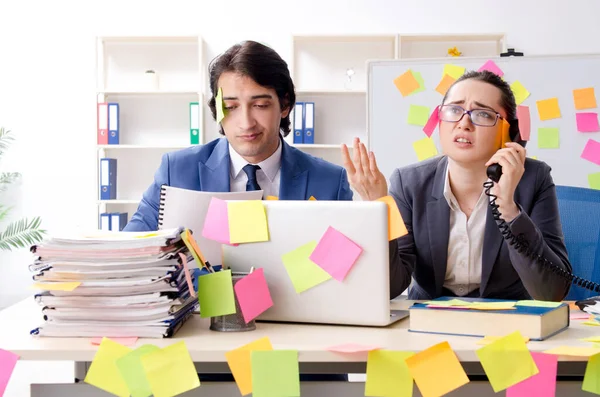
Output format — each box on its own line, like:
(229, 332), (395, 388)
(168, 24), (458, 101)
(110, 212), (128, 231)
(99, 213), (111, 231)
(293, 102), (304, 144)
(100, 158), (117, 200)
(303, 102), (315, 144)
(108, 103), (119, 144)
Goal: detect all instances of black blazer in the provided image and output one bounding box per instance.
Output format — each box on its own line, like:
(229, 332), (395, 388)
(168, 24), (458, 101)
(388, 156), (572, 301)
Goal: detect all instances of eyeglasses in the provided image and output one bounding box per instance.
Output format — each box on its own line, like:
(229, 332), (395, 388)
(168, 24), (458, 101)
(439, 104), (502, 127)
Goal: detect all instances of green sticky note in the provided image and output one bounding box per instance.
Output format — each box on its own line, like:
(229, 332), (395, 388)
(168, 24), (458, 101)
(251, 350), (300, 397)
(84, 338), (132, 397)
(365, 350), (414, 397)
(116, 344), (160, 397)
(281, 241), (331, 293)
(583, 353), (600, 394)
(197, 269), (236, 317)
(216, 87), (225, 123)
(413, 137), (438, 161)
(516, 300), (563, 308)
(407, 104), (430, 126)
(510, 81), (531, 105)
(589, 172), (600, 190)
(407, 72), (425, 96)
(443, 64), (465, 80)
(538, 127), (560, 149)
(476, 331), (539, 392)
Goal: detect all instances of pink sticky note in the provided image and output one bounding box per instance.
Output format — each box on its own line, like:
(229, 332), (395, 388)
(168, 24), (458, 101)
(91, 337), (138, 347)
(516, 105), (531, 141)
(0, 348), (19, 396)
(234, 268), (274, 323)
(309, 227), (363, 281)
(570, 313), (592, 320)
(326, 343), (381, 353)
(478, 60), (504, 77)
(577, 112), (600, 132)
(506, 352), (557, 397)
(202, 197), (233, 245)
(582, 139), (600, 166)
(423, 106), (440, 137)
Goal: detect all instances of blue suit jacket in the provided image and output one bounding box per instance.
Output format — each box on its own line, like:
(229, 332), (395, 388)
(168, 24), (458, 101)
(124, 137), (353, 231)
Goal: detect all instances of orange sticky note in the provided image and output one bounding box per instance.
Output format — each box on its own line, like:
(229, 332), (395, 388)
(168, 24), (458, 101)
(574, 87), (597, 110)
(393, 69), (420, 97)
(536, 98), (561, 121)
(405, 341), (469, 397)
(435, 74), (456, 96)
(308, 196), (317, 201)
(266, 196), (278, 200)
(376, 196), (408, 240)
(225, 337), (273, 396)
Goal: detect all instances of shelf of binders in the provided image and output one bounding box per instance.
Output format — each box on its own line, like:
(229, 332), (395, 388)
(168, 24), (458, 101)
(97, 199), (140, 205)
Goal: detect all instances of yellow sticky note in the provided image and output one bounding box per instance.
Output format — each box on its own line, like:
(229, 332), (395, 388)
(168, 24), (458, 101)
(251, 350), (300, 397)
(574, 87), (597, 110)
(581, 337), (600, 343)
(516, 300), (563, 308)
(376, 195), (408, 241)
(308, 196), (317, 201)
(423, 299), (473, 307)
(405, 341), (469, 397)
(470, 302), (517, 310)
(536, 98), (561, 121)
(412, 137), (438, 161)
(510, 81), (530, 105)
(589, 172), (600, 190)
(115, 344), (160, 397)
(393, 69), (420, 97)
(435, 74), (456, 96)
(365, 350), (414, 397)
(476, 331), (538, 392)
(84, 338), (132, 397)
(31, 281), (81, 291)
(583, 353), (600, 394)
(266, 196), (278, 200)
(443, 64), (465, 80)
(140, 341), (200, 397)
(543, 346), (600, 357)
(538, 127), (560, 149)
(225, 337), (274, 396)
(407, 104), (431, 126)
(477, 335), (529, 345)
(228, 201), (269, 244)
(584, 320), (600, 326)
(281, 241), (331, 293)
(197, 269), (236, 317)
(216, 87), (226, 123)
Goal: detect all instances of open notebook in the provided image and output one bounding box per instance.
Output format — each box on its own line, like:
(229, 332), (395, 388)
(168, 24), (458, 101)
(157, 185), (263, 267)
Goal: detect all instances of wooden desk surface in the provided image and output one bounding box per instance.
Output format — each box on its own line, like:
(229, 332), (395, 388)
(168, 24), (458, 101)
(1, 298), (597, 363)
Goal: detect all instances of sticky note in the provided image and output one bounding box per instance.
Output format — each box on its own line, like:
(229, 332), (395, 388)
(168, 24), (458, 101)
(116, 344), (160, 397)
(577, 112), (600, 132)
(216, 87), (225, 123)
(0, 349), (19, 397)
(573, 87), (597, 110)
(581, 337), (600, 343)
(141, 341), (200, 397)
(516, 105), (531, 141)
(443, 64), (465, 79)
(582, 139), (600, 166)
(405, 341), (469, 397)
(266, 195), (278, 200)
(476, 331), (538, 392)
(413, 137), (438, 161)
(202, 197), (233, 245)
(423, 106), (440, 137)
(376, 195), (408, 240)
(423, 299), (473, 307)
(510, 81), (530, 105)
(583, 353), (600, 394)
(226, 337), (273, 396)
(327, 343), (381, 353)
(308, 196), (317, 201)
(536, 98), (561, 121)
(538, 128), (560, 149)
(408, 71), (426, 95)
(477, 335), (529, 345)
(282, 241), (331, 293)
(478, 60), (504, 77)
(251, 350), (300, 397)
(309, 226), (363, 281)
(407, 104), (430, 127)
(234, 268), (273, 323)
(543, 346), (600, 357)
(584, 320), (600, 326)
(31, 281), (81, 291)
(197, 269), (236, 317)
(92, 337), (138, 347)
(84, 338), (132, 397)
(228, 200), (269, 243)
(515, 300), (562, 308)
(506, 352), (557, 397)
(470, 302), (517, 310)
(436, 74), (456, 96)
(589, 172), (600, 190)
(393, 69), (420, 96)
(365, 350), (414, 397)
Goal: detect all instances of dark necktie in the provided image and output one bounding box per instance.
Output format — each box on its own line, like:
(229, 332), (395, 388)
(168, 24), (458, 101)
(242, 164), (261, 191)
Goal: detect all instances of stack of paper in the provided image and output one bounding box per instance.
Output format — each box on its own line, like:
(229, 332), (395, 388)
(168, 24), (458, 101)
(28, 227), (198, 338)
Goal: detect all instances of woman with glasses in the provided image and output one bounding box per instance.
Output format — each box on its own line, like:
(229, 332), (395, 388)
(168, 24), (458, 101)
(342, 70), (571, 301)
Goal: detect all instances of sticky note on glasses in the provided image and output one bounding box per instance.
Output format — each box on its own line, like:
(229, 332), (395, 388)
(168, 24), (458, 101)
(510, 81), (530, 105)
(413, 137), (438, 161)
(577, 112), (600, 132)
(536, 98), (561, 121)
(407, 104), (430, 126)
(423, 106), (440, 137)
(574, 87), (597, 110)
(216, 87), (226, 123)
(443, 64), (465, 79)
(393, 69), (420, 96)
(436, 74), (456, 96)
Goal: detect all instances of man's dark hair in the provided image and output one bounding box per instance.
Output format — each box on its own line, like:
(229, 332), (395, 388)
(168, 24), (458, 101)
(207, 40), (295, 136)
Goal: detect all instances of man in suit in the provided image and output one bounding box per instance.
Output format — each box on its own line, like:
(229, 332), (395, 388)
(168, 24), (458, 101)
(124, 40), (352, 232)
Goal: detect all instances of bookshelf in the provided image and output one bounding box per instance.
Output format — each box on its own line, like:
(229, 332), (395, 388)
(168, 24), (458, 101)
(95, 35), (205, 229)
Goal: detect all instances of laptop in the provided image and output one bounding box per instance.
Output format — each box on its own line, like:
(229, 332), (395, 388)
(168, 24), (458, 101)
(222, 200), (409, 327)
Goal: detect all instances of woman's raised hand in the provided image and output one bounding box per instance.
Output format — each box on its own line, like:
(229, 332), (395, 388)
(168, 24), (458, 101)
(341, 137), (388, 201)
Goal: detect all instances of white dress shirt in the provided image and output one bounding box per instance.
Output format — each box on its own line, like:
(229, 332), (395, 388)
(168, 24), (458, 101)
(443, 165), (488, 296)
(228, 141), (282, 198)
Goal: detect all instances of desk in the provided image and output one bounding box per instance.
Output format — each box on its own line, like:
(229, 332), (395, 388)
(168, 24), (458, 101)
(0, 298), (595, 397)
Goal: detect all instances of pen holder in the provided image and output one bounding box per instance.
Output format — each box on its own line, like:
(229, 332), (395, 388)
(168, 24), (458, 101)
(210, 272), (256, 332)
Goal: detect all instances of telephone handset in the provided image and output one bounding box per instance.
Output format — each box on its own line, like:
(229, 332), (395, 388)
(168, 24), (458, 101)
(483, 118), (600, 298)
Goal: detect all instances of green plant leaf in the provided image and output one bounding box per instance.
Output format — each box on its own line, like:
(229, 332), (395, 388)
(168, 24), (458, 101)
(0, 172), (20, 192)
(0, 217), (46, 251)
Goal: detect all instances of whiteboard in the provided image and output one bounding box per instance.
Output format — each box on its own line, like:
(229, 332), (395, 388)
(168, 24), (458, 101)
(368, 55), (600, 188)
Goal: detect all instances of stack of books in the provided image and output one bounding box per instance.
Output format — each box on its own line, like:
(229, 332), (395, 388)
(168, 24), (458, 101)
(28, 227), (198, 338)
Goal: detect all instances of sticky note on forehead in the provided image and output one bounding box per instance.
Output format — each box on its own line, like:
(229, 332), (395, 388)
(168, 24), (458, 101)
(216, 87), (225, 123)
